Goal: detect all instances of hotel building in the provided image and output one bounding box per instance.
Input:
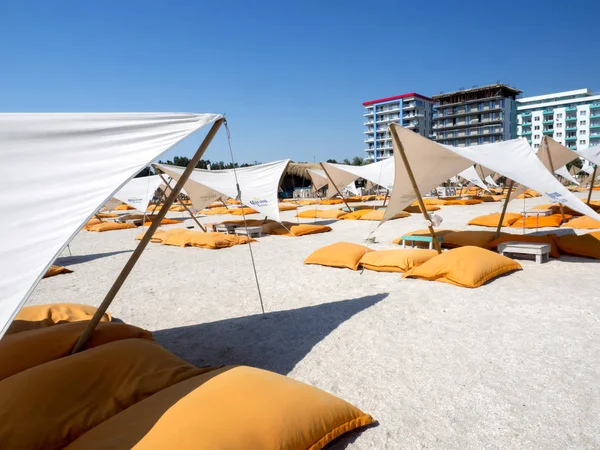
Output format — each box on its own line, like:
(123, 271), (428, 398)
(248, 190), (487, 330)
(516, 89), (600, 151)
(362, 93), (435, 161)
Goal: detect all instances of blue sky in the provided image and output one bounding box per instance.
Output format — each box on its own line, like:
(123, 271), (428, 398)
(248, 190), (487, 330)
(1, 0), (598, 164)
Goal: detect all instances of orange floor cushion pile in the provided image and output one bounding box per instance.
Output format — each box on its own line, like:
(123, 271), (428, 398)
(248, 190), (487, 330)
(169, 205), (188, 212)
(532, 204), (562, 214)
(142, 218), (181, 226)
(317, 198), (344, 205)
(442, 231), (506, 249)
(199, 206), (230, 215)
(555, 232), (600, 259)
(136, 228), (188, 243)
(270, 223), (332, 237)
(228, 207), (259, 216)
(0, 304), (374, 449)
(359, 249), (438, 273)
(359, 210), (410, 221)
(296, 209), (347, 219)
(562, 216), (600, 229)
(161, 231), (253, 249)
(226, 198), (241, 205)
(304, 242), (372, 270)
(403, 205), (441, 213)
(510, 214), (571, 228)
(487, 234), (561, 258)
(205, 201), (226, 209)
(278, 203), (297, 211)
(440, 199), (484, 206)
(86, 222), (138, 232)
(345, 196), (363, 202)
(115, 204), (136, 211)
(403, 246), (522, 288)
(340, 209), (375, 220)
(95, 213), (120, 218)
(295, 199), (318, 206)
(43, 265), (73, 278)
(516, 189), (541, 199)
(468, 213), (523, 227)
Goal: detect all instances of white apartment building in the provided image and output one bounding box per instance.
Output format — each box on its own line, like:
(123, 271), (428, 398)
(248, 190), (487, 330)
(517, 89), (600, 151)
(363, 92), (435, 162)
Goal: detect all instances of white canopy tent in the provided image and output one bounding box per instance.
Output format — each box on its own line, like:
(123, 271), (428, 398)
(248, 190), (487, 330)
(112, 174), (164, 211)
(457, 166), (490, 192)
(554, 165), (579, 185)
(383, 124), (600, 223)
(0, 113), (223, 339)
(157, 160), (290, 223)
(321, 158), (395, 192)
(485, 175), (499, 188)
(306, 168), (358, 197)
(576, 144), (600, 166)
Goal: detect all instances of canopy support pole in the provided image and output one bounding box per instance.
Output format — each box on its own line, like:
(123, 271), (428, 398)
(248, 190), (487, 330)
(157, 172), (206, 232)
(219, 198), (230, 209)
(544, 137), (566, 223)
(587, 165), (597, 205)
(390, 125), (442, 254)
(382, 189), (389, 207)
(71, 118), (224, 354)
(319, 162), (352, 212)
(495, 180), (514, 239)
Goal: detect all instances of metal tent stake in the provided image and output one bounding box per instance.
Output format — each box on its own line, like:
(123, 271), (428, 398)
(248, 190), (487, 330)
(390, 125), (442, 254)
(71, 118), (224, 354)
(495, 180), (514, 239)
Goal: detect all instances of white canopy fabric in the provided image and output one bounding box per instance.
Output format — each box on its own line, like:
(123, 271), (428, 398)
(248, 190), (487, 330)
(581, 159), (594, 175)
(342, 182), (359, 196)
(0, 112), (222, 338)
(157, 160), (290, 222)
(485, 175), (499, 188)
(384, 124), (600, 222)
(306, 169), (329, 192)
(112, 175), (163, 211)
(321, 158), (395, 192)
(457, 166), (490, 192)
(576, 144), (600, 166)
(554, 166), (579, 185)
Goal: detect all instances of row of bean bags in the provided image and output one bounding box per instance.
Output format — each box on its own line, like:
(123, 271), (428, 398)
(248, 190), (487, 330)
(143, 218), (181, 226)
(137, 229), (253, 249)
(1, 304), (374, 449)
(318, 199), (344, 205)
(44, 265), (73, 278)
(468, 213), (523, 227)
(562, 216), (600, 229)
(169, 205), (188, 212)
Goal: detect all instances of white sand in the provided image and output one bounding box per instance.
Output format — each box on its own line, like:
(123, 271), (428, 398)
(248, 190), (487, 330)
(29, 194), (600, 449)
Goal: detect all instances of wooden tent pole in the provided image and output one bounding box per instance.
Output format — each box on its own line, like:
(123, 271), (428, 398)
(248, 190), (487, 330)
(71, 118), (224, 354)
(587, 166), (597, 205)
(319, 162), (352, 212)
(382, 189), (389, 207)
(157, 172), (206, 232)
(390, 125), (442, 254)
(495, 180), (514, 239)
(543, 137), (566, 223)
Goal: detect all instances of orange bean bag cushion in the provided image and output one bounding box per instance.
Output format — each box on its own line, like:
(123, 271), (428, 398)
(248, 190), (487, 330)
(271, 224), (332, 237)
(487, 234), (560, 258)
(199, 206), (230, 215)
(562, 216), (600, 229)
(403, 246), (522, 288)
(478, 195), (499, 203)
(359, 249), (438, 273)
(86, 222), (138, 232)
(403, 205), (441, 213)
(44, 265), (73, 278)
(278, 204), (298, 211)
(296, 199), (318, 206)
(0, 321), (152, 382)
(136, 228), (187, 243)
(340, 209), (375, 220)
(6, 303), (111, 335)
(555, 233), (600, 259)
(516, 189), (541, 199)
(162, 231), (252, 249)
(84, 218), (102, 229)
(169, 205), (187, 212)
(441, 199), (484, 206)
(532, 204), (561, 214)
(0, 339), (213, 450)
(304, 242), (372, 270)
(229, 207), (259, 216)
(468, 213), (522, 227)
(442, 231), (506, 249)
(96, 213), (120, 218)
(296, 209), (346, 219)
(510, 214), (571, 228)
(115, 204), (135, 210)
(67, 365), (374, 450)
(344, 196), (363, 203)
(226, 198), (241, 205)
(317, 199), (344, 205)
(359, 210), (410, 221)
(361, 195), (376, 201)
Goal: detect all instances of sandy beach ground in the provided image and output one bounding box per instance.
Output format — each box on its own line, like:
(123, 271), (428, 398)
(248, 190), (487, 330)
(29, 193), (600, 449)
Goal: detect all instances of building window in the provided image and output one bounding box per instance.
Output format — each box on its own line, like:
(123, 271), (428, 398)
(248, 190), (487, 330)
(534, 135), (540, 139)
(500, 99), (504, 108)
(534, 125), (540, 130)
(580, 120), (587, 126)
(478, 103), (484, 111)
(580, 110), (587, 116)
(557, 123), (563, 128)
(465, 138), (470, 146)
(490, 136), (496, 143)
(556, 113), (563, 119)
(534, 116), (540, 121)
(580, 140), (586, 145)
(534, 143), (540, 148)
(478, 137), (484, 145)
(580, 130), (587, 135)
(556, 132), (563, 137)
(489, 101), (494, 109)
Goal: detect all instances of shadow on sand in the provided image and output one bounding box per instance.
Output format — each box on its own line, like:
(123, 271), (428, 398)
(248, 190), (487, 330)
(154, 293), (387, 375)
(56, 250), (133, 266)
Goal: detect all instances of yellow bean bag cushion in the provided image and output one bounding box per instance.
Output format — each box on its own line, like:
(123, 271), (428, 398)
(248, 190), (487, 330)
(359, 249), (438, 273)
(420, 198), (444, 206)
(162, 231), (252, 249)
(206, 201), (225, 209)
(340, 209), (374, 220)
(345, 196), (363, 203)
(0, 321), (152, 382)
(67, 365), (374, 450)
(115, 204), (136, 210)
(278, 204), (298, 211)
(440, 199), (483, 206)
(84, 218), (102, 229)
(6, 303), (111, 335)
(271, 224), (332, 237)
(226, 198), (241, 205)
(0, 339), (213, 450)
(443, 231), (506, 249)
(96, 213), (120, 218)
(562, 216), (600, 229)
(296, 209), (346, 219)
(136, 228), (187, 243)
(467, 213), (522, 227)
(403, 205), (441, 213)
(229, 207), (259, 216)
(487, 234), (560, 258)
(169, 205), (187, 212)
(532, 204), (561, 214)
(510, 214), (571, 228)
(516, 189), (541, 199)
(318, 199), (344, 205)
(296, 199), (318, 206)
(555, 233), (600, 259)
(304, 242), (372, 270)
(478, 195), (498, 202)
(44, 265), (73, 278)
(86, 222), (138, 232)
(199, 206), (230, 215)
(359, 210), (410, 221)
(142, 218), (181, 226)
(403, 246), (522, 288)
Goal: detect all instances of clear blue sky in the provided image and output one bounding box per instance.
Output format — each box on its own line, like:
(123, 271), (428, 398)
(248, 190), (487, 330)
(1, 0), (598, 164)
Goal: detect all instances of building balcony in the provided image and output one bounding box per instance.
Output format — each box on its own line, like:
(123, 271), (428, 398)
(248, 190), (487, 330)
(542, 120), (554, 124)
(364, 130), (374, 134)
(365, 138), (374, 143)
(590, 114), (600, 119)
(436, 105), (502, 119)
(565, 116), (577, 121)
(591, 124), (600, 129)
(521, 122), (532, 126)
(565, 136), (577, 141)
(364, 111), (374, 117)
(363, 121), (374, 126)
(402, 103), (415, 110)
(565, 126), (577, 131)
(590, 134), (600, 139)
(521, 112), (532, 117)
(542, 110), (554, 115)
(543, 129), (554, 134)
(591, 103), (600, 109)
(521, 131), (532, 135)
(566, 107), (577, 112)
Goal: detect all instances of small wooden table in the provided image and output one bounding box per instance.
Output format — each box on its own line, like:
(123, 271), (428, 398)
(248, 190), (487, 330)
(234, 226), (263, 238)
(523, 209), (552, 217)
(400, 235), (443, 250)
(498, 241), (550, 264)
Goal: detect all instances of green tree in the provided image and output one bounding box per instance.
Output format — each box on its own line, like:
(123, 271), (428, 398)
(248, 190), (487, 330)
(351, 156), (365, 166)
